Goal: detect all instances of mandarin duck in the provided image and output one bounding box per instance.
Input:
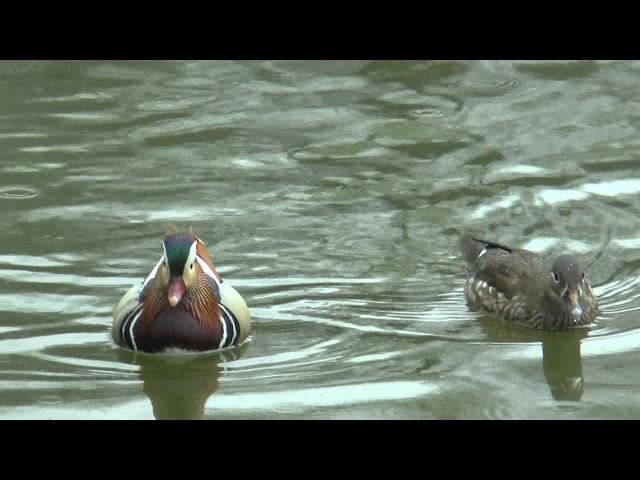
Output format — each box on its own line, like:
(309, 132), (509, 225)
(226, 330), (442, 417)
(460, 236), (598, 330)
(112, 226), (251, 353)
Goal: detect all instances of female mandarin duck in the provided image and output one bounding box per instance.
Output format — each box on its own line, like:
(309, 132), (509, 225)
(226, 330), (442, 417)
(112, 226), (251, 353)
(461, 236), (598, 330)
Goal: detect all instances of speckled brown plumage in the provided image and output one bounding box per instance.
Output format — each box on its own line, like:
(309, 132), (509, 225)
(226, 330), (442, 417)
(461, 236), (599, 330)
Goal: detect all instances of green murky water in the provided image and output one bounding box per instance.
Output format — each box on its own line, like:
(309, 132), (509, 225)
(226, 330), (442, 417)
(2, 60), (640, 419)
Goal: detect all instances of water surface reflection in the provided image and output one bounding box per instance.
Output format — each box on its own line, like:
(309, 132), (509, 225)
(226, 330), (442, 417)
(116, 345), (248, 420)
(479, 318), (587, 402)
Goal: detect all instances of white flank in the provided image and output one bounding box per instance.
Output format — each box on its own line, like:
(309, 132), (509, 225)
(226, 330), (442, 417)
(219, 310), (228, 348)
(220, 304), (237, 344)
(129, 310), (142, 351)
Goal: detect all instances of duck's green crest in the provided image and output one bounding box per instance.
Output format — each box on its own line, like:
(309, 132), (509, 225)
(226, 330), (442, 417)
(163, 233), (194, 277)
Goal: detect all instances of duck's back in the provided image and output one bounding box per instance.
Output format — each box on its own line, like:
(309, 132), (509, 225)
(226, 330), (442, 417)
(461, 237), (542, 273)
(461, 237), (546, 315)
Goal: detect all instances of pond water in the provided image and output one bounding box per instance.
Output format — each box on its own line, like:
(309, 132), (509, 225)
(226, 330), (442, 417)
(1, 60), (640, 419)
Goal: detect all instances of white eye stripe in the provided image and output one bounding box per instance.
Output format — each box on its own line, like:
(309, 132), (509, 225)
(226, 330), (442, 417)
(183, 241), (198, 272)
(161, 242), (168, 268)
(196, 255), (221, 286)
(141, 256), (164, 291)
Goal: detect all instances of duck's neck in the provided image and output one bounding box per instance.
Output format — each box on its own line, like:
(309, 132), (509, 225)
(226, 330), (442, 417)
(141, 274), (222, 332)
(182, 274), (222, 331)
(540, 289), (589, 330)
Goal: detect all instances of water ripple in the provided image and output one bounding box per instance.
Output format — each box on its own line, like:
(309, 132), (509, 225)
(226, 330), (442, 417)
(206, 381), (439, 413)
(2, 60), (640, 419)
(0, 185), (39, 199)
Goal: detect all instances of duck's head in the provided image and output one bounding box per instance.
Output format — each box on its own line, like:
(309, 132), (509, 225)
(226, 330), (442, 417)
(157, 226), (215, 307)
(549, 255), (586, 321)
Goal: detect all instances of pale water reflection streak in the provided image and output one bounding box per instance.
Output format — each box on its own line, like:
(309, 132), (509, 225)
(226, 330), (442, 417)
(1, 60), (640, 419)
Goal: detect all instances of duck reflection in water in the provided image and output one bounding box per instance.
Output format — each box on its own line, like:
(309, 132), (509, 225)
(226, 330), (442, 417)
(116, 343), (248, 420)
(480, 318), (588, 401)
(542, 331), (586, 401)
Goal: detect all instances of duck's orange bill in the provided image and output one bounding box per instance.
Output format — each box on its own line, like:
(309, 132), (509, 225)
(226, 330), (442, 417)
(564, 289), (579, 306)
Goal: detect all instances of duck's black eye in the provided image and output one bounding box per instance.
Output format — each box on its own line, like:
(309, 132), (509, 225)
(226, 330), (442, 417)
(553, 272), (560, 283)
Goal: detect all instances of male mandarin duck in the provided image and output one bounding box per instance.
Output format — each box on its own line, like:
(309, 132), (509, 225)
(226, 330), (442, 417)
(460, 236), (598, 330)
(112, 226), (251, 353)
